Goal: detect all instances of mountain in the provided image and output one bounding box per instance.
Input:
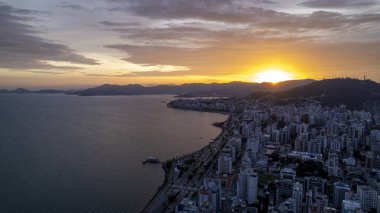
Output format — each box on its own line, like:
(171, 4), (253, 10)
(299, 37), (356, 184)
(13, 88), (31, 93)
(73, 79), (314, 97)
(0, 88), (31, 93)
(0, 88), (68, 94)
(35, 89), (66, 94)
(248, 78), (380, 109)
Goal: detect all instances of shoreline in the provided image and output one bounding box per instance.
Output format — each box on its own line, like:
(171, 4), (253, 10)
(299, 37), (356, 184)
(141, 162), (170, 212)
(142, 110), (230, 212)
(167, 102), (230, 115)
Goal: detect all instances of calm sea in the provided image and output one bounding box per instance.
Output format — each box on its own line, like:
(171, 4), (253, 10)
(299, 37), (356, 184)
(0, 94), (227, 213)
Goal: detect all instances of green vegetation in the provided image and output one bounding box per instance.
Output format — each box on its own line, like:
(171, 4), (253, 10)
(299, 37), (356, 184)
(259, 174), (278, 185)
(165, 160), (173, 169)
(296, 160), (327, 178)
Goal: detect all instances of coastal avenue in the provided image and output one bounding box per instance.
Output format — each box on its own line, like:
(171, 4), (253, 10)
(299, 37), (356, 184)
(143, 114), (240, 212)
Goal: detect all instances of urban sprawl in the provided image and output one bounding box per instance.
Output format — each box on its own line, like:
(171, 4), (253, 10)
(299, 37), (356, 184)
(145, 97), (380, 213)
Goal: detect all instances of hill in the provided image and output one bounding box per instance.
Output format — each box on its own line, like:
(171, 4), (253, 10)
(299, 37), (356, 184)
(248, 78), (380, 109)
(73, 79), (314, 97)
(0, 88), (31, 93)
(0, 88), (67, 94)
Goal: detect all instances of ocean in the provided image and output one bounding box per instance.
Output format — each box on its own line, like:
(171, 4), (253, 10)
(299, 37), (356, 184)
(0, 94), (227, 212)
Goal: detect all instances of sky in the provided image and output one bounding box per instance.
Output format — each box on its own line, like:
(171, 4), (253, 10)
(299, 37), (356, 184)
(1, 0), (380, 89)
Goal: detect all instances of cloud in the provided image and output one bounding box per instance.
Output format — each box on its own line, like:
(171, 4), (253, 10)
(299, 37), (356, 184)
(107, 0), (380, 32)
(104, 30), (380, 76)
(0, 3), (99, 70)
(103, 10), (380, 47)
(58, 3), (87, 10)
(98, 21), (143, 27)
(257, 0), (277, 4)
(26, 70), (66, 75)
(86, 70), (189, 77)
(109, 0), (281, 24)
(2, 0), (380, 82)
(101, 0), (380, 78)
(299, 0), (379, 8)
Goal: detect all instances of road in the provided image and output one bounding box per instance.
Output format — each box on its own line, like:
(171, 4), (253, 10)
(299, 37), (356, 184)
(143, 114), (240, 212)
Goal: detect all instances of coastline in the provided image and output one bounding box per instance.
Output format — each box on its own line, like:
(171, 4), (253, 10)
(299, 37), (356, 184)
(166, 102), (230, 115)
(141, 162), (171, 212)
(142, 108), (230, 212)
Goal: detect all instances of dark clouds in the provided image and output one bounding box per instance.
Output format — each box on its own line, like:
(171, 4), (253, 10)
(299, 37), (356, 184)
(299, 0), (379, 8)
(99, 21), (143, 27)
(107, 0), (380, 33)
(0, 3), (98, 70)
(87, 70), (189, 77)
(58, 3), (87, 11)
(110, 0), (277, 24)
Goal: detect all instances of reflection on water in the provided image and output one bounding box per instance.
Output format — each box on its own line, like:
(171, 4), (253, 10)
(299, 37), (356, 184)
(0, 94), (227, 213)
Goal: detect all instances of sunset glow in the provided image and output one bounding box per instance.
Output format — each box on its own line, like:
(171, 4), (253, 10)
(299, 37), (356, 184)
(253, 69), (294, 83)
(1, 0), (380, 88)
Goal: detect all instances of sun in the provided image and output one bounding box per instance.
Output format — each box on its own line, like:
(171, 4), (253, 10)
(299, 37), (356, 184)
(253, 69), (294, 83)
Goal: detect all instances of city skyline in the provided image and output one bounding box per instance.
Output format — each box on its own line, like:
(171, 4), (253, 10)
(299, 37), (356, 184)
(1, 0), (380, 88)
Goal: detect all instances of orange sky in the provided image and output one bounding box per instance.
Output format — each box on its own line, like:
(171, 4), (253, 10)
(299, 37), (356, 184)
(1, 1), (379, 88)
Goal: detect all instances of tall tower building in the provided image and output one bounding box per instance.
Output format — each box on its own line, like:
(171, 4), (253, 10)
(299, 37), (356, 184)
(357, 185), (378, 212)
(292, 182), (303, 213)
(217, 152), (232, 175)
(327, 152), (340, 177)
(333, 182), (351, 208)
(237, 167), (258, 205)
(247, 172), (258, 204)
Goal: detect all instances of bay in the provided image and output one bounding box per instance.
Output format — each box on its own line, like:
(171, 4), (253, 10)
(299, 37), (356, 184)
(0, 94), (227, 213)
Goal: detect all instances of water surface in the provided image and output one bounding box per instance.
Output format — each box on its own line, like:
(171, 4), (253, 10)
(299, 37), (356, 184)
(0, 94), (227, 212)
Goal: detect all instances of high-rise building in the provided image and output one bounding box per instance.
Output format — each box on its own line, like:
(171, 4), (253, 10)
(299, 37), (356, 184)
(273, 167), (296, 205)
(365, 151), (375, 169)
(305, 189), (313, 213)
(304, 177), (327, 201)
(331, 138), (341, 152)
(350, 123), (364, 139)
(295, 133), (308, 152)
(342, 200), (361, 213)
(247, 172), (258, 204)
(241, 151), (252, 170)
(274, 179), (293, 205)
(217, 153), (232, 175)
(357, 185), (378, 212)
(271, 130), (281, 143)
(237, 167), (258, 204)
(198, 179), (221, 212)
(280, 127), (290, 144)
(246, 138), (259, 163)
(297, 123), (309, 135)
(308, 138), (323, 154)
(175, 198), (199, 213)
(292, 182), (303, 213)
(280, 167), (296, 181)
(315, 194), (329, 213)
(333, 182), (351, 208)
(230, 136), (242, 157)
(328, 152), (340, 177)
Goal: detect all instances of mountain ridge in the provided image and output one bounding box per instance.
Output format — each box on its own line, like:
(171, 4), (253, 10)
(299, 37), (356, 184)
(72, 79), (314, 97)
(247, 78), (380, 109)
